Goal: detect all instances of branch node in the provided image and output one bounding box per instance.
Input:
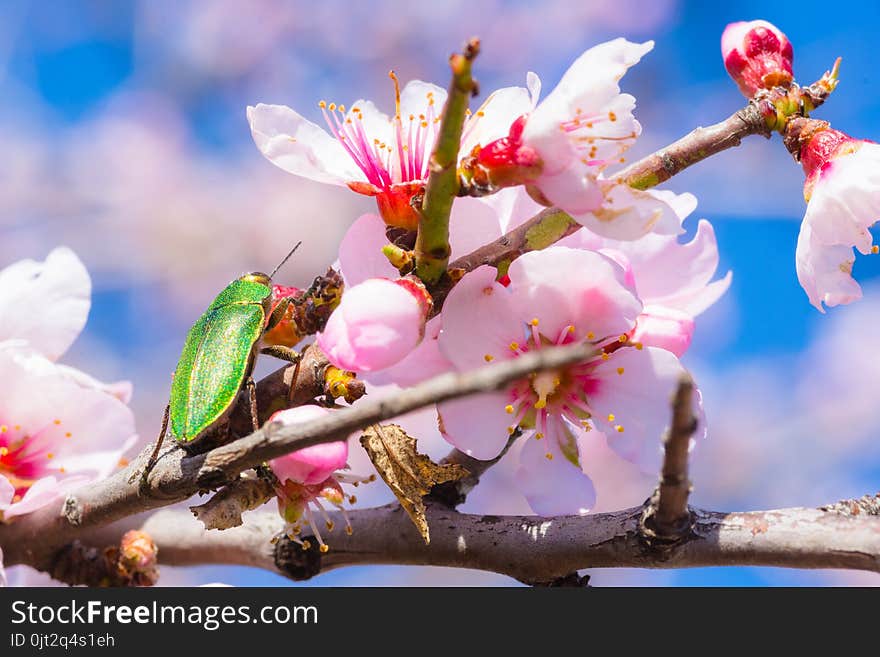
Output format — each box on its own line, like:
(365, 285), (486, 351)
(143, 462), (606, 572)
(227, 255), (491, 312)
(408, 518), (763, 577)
(273, 534), (323, 581)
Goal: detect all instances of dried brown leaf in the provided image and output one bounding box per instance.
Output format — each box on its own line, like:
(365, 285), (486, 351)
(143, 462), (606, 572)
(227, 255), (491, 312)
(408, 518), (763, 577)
(360, 424), (467, 543)
(190, 476), (275, 530)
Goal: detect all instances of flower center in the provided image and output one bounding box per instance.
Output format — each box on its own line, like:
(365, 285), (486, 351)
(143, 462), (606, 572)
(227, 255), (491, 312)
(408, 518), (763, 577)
(320, 73), (440, 229)
(490, 319), (636, 460)
(0, 418), (68, 501)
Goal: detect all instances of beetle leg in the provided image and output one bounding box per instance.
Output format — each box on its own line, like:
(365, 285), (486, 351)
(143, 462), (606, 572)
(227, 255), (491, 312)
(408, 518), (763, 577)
(260, 344), (301, 364)
(265, 296), (291, 332)
(129, 404), (169, 492)
(246, 376), (259, 432)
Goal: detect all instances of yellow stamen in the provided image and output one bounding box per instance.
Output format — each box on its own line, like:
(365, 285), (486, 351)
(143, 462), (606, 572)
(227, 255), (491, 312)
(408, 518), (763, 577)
(616, 367), (625, 375)
(607, 414), (615, 422)
(545, 453), (553, 460)
(484, 354), (494, 362)
(635, 342), (644, 350)
(319, 100), (327, 108)
(530, 318), (539, 326)
(46, 452), (54, 459)
(601, 353), (610, 361)
(873, 245), (879, 255)
(505, 405), (515, 414)
(618, 335), (628, 343)
(53, 419), (61, 425)
(0, 425), (6, 433)
(615, 425), (624, 433)
(0, 447), (8, 457)
(509, 341), (519, 352)
(587, 332), (595, 340)
(535, 432), (544, 440)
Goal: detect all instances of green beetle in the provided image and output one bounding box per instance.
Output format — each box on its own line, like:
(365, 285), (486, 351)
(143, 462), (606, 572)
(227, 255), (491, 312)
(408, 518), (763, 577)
(136, 244), (303, 485)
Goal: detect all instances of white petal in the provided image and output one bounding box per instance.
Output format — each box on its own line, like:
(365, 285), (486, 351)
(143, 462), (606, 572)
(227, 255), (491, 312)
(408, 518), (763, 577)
(460, 84), (534, 155)
(0, 247), (90, 361)
(796, 221), (861, 312)
(572, 183), (683, 241)
(399, 80), (447, 122)
(247, 103), (365, 185)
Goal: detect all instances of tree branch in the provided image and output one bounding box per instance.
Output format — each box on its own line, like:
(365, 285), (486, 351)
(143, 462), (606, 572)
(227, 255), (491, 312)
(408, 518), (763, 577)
(102, 495), (880, 585)
(0, 340), (600, 570)
(616, 102), (771, 190)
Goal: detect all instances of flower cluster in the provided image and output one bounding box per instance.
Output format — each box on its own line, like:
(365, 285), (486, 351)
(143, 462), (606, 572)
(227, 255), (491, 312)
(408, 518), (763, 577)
(0, 248), (138, 584)
(246, 37), (734, 516)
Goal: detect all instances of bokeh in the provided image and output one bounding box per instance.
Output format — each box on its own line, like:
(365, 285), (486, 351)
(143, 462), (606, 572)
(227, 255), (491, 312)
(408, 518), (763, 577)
(2, 0), (879, 586)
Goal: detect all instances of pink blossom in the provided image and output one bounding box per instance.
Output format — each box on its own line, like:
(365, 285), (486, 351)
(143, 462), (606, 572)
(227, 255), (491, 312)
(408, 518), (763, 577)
(793, 129), (880, 311)
(721, 20), (793, 98)
(436, 247), (703, 515)
(0, 249), (137, 521)
(267, 405), (370, 552)
(317, 277), (431, 372)
(248, 75), (532, 231)
(560, 189), (731, 354)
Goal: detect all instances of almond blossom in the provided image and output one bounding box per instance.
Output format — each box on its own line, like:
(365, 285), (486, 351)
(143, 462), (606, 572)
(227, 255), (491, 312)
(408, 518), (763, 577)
(462, 39), (684, 240)
(793, 127), (880, 311)
(248, 74), (533, 231)
(267, 406), (371, 552)
(0, 248), (137, 521)
(436, 247), (703, 515)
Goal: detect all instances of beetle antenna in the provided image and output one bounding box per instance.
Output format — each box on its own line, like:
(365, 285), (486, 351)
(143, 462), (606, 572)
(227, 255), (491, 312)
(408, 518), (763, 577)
(269, 241), (303, 279)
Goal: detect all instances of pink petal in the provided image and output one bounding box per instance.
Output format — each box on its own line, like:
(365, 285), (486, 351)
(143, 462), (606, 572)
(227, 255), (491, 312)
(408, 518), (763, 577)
(588, 346), (703, 473)
(0, 349), (137, 484)
(506, 247), (641, 343)
(448, 197), (505, 259)
(247, 103), (365, 185)
(338, 213), (398, 286)
(532, 164), (604, 216)
(515, 432), (596, 516)
(437, 265), (522, 371)
(0, 247), (90, 361)
(268, 406), (348, 485)
(0, 476), (13, 510)
(437, 391), (514, 460)
(368, 317), (452, 387)
(317, 278), (426, 372)
(631, 306), (695, 357)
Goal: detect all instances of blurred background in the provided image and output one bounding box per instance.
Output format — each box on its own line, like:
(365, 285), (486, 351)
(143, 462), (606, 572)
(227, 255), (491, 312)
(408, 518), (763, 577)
(2, 0), (879, 586)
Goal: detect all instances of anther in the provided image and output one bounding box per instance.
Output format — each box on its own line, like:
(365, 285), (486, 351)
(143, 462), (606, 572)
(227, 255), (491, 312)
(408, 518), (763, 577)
(484, 354), (494, 362)
(505, 405), (515, 414)
(615, 425), (625, 433)
(616, 367), (625, 375)
(607, 413), (615, 422)
(530, 318), (539, 326)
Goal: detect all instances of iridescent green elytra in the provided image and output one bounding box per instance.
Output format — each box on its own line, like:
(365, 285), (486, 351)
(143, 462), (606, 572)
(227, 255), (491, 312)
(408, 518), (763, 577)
(170, 274), (273, 446)
(134, 245), (302, 488)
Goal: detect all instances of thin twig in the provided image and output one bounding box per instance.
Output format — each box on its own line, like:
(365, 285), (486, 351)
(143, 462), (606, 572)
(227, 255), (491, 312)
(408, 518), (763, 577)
(640, 375), (698, 544)
(415, 38), (480, 285)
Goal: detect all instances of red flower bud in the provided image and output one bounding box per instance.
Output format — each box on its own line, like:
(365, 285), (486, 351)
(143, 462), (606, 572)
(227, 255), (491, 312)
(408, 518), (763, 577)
(722, 20), (793, 97)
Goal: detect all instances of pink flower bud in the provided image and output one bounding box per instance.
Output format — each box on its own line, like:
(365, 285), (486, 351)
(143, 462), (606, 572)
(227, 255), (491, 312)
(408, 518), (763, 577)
(630, 306), (694, 357)
(317, 277), (431, 372)
(722, 20), (793, 97)
(268, 406), (349, 486)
